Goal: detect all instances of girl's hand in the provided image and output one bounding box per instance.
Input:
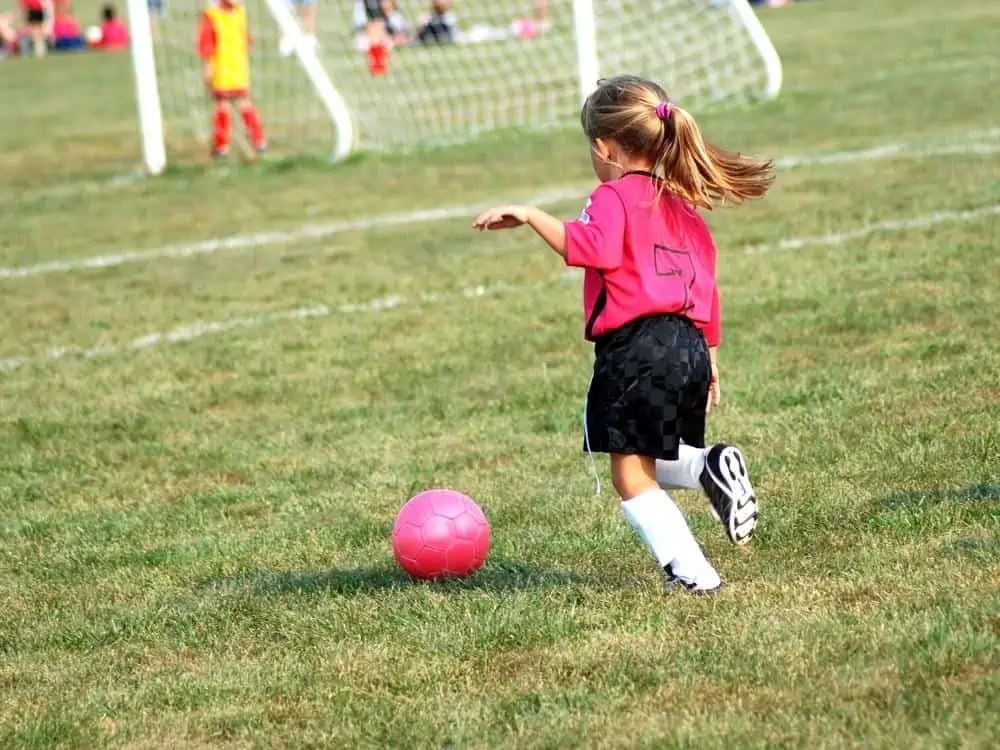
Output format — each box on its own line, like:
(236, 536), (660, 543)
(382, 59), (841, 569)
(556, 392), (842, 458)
(473, 205), (530, 231)
(707, 347), (721, 413)
(707, 371), (721, 413)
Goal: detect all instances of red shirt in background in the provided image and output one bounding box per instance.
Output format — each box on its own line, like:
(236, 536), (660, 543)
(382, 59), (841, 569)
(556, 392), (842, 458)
(52, 14), (80, 39)
(563, 173), (722, 346)
(98, 18), (129, 48)
(20, 0), (46, 12)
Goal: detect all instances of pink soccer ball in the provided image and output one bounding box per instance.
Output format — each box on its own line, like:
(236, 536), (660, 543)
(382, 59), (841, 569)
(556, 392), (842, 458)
(391, 489), (491, 580)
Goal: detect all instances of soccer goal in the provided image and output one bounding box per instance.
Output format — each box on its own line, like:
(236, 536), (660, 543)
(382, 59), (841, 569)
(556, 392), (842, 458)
(128, 0), (782, 173)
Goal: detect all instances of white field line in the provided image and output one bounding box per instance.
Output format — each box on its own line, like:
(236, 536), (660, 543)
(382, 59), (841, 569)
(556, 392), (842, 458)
(775, 140), (1000, 168)
(9, 170), (145, 203)
(0, 277), (564, 373)
(2, 202), (997, 375)
(743, 204), (1000, 255)
(0, 186), (584, 281)
(2, 130), (999, 282)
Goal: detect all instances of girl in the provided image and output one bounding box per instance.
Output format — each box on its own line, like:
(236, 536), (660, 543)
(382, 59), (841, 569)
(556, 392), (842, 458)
(197, 0), (267, 158)
(473, 75), (771, 592)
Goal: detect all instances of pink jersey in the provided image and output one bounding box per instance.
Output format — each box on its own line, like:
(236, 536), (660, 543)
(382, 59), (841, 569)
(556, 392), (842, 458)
(563, 172), (721, 346)
(99, 19), (130, 49)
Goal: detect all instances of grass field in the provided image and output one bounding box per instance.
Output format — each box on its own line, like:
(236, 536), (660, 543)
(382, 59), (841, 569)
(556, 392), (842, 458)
(2, 0), (1000, 747)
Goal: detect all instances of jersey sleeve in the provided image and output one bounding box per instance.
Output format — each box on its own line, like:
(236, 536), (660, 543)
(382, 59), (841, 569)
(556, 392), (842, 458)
(197, 12), (216, 60)
(563, 184), (626, 271)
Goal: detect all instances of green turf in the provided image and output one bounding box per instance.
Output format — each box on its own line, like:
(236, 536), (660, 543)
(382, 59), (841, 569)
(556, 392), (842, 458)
(2, 0), (1000, 747)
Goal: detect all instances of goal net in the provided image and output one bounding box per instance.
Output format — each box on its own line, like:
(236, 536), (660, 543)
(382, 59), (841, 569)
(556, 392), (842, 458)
(133, 0), (781, 168)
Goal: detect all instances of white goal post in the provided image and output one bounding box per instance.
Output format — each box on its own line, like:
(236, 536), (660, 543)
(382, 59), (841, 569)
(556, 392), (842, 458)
(128, 0), (782, 173)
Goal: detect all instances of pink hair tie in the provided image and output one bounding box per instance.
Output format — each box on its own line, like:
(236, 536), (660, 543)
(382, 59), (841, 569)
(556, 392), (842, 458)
(655, 101), (674, 120)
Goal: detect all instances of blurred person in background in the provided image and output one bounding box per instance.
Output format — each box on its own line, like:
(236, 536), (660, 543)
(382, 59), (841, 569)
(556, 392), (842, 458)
(50, 0), (83, 51)
(147, 0), (163, 39)
(18, 0), (52, 56)
(415, 0), (455, 45)
(279, 0), (318, 56)
(355, 0), (408, 75)
(198, 0), (267, 158)
(0, 10), (16, 56)
(89, 3), (128, 49)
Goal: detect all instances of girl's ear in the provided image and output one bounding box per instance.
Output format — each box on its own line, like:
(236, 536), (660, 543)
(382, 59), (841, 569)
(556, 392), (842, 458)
(593, 137), (612, 162)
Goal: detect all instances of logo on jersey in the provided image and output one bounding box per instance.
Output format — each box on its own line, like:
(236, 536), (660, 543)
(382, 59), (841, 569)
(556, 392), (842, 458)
(577, 198), (592, 225)
(653, 244), (697, 313)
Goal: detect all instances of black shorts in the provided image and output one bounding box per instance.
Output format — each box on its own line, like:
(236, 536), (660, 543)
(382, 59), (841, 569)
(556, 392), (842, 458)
(584, 314), (712, 461)
(26, 8), (45, 24)
(417, 15), (454, 45)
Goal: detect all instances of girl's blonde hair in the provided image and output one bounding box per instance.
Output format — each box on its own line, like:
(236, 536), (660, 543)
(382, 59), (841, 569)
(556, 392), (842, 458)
(580, 75), (774, 209)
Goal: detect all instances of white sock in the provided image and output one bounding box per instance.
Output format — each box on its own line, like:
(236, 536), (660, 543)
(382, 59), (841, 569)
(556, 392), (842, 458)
(655, 444), (708, 490)
(620, 488), (721, 588)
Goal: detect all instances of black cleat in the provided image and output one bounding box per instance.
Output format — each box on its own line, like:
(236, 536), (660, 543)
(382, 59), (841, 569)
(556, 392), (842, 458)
(700, 444), (758, 546)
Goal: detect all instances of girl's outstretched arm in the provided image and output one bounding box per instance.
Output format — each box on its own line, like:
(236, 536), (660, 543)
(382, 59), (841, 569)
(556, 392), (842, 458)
(473, 205), (567, 257)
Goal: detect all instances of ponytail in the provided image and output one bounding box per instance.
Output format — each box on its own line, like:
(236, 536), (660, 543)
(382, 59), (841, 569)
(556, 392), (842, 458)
(652, 106), (774, 210)
(581, 75), (774, 210)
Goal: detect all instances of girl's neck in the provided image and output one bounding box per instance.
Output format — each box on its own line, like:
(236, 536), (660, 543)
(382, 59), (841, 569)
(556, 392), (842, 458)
(617, 156), (655, 177)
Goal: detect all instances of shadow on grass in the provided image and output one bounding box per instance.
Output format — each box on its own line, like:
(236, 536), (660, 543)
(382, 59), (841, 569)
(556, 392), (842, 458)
(879, 483), (1000, 510)
(202, 560), (590, 596)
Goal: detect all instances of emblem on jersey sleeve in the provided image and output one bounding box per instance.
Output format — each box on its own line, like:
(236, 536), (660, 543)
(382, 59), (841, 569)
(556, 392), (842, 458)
(577, 198), (593, 225)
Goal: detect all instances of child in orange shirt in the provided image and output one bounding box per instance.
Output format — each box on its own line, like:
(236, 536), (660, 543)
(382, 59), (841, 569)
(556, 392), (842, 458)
(197, 0), (266, 157)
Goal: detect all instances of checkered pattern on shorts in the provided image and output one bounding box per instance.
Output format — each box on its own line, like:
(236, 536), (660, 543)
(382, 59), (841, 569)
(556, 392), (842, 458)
(584, 314), (712, 461)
